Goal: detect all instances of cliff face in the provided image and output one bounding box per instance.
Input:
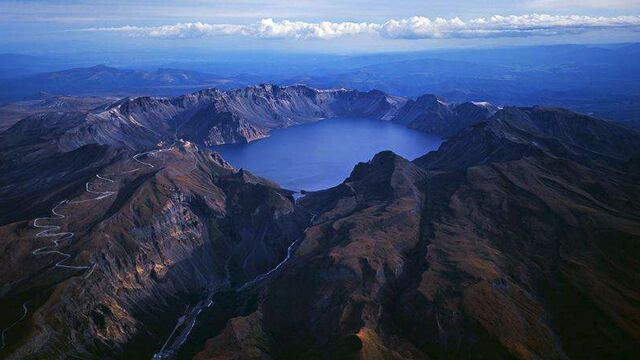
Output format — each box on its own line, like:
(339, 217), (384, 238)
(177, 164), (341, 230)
(1, 85), (408, 151)
(188, 107), (640, 360)
(4, 84), (637, 360)
(220, 85), (405, 127)
(0, 142), (311, 358)
(415, 106), (640, 170)
(1, 85), (496, 153)
(179, 108), (269, 146)
(392, 94), (498, 136)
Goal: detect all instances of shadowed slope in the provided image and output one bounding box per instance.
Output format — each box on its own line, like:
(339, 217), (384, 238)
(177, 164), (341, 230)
(188, 107), (640, 360)
(0, 142), (310, 359)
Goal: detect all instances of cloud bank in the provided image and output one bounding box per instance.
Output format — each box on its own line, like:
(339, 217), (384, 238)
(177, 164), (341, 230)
(76, 14), (640, 40)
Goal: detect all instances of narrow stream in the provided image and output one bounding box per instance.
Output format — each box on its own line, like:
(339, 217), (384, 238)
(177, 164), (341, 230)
(152, 212), (317, 359)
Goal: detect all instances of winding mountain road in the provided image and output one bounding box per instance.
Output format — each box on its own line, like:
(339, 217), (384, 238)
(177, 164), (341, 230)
(31, 172), (118, 270)
(6, 142), (236, 356)
(0, 147), (164, 352)
(31, 148), (164, 271)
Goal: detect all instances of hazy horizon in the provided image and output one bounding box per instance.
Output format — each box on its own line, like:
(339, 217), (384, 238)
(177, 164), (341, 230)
(2, 1), (640, 55)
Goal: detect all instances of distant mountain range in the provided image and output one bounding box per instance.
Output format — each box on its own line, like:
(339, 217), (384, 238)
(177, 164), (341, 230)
(0, 65), (247, 103)
(0, 84), (638, 359)
(293, 45), (640, 128)
(1, 43), (639, 129)
(0, 94), (113, 132)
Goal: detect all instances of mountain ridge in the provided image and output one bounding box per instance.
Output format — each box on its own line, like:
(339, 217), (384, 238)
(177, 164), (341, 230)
(1, 85), (638, 359)
(182, 103), (640, 360)
(2, 84), (494, 152)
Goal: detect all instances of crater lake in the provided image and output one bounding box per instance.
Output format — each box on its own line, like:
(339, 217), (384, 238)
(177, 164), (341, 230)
(211, 117), (442, 192)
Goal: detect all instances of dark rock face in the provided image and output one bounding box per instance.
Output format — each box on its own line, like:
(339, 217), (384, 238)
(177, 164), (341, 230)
(179, 107), (268, 146)
(0, 142), (310, 358)
(189, 107), (640, 360)
(2, 85), (408, 152)
(3, 84), (638, 360)
(416, 106), (640, 170)
(392, 94), (498, 136)
(220, 85), (405, 127)
(1, 85), (495, 154)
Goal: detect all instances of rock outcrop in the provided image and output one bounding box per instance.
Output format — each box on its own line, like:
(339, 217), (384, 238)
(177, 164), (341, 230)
(2, 85), (496, 153)
(187, 107), (640, 360)
(4, 86), (637, 360)
(2, 85), (408, 152)
(392, 94), (498, 136)
(0, 142), (311, 358)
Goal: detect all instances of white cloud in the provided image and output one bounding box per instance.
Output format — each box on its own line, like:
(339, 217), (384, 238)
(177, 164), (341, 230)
(78, 19), (378, 39)
(252, 18), (379, 39)
(74, 14), (640, 40)
(379, 14), (640, 39)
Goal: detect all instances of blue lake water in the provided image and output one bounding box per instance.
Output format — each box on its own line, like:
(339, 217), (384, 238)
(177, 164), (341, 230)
(211, 117), (442, 191)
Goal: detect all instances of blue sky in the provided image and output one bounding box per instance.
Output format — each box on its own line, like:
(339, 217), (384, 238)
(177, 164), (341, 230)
(1, 0), (640, 54)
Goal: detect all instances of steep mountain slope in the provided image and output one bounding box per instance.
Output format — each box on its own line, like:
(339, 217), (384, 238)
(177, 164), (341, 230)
(220, 85), (405, 127)
(2, 85), (495, 153)
(1, 85), (408, 150)
(185, 107), (640, 360)
(392, 94), (498, 135)
(0, 142), (311, 358)
(0, 85), (493, 359)
(0, 94), (112, 132)
(416, 106), (640, 170)
(5, 83), (635, 359)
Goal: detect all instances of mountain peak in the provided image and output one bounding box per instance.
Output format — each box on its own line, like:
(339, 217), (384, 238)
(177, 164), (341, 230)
(88, 64), (115, 71)
(414, 93), (444, 107)
(417, 106), (640, 171)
